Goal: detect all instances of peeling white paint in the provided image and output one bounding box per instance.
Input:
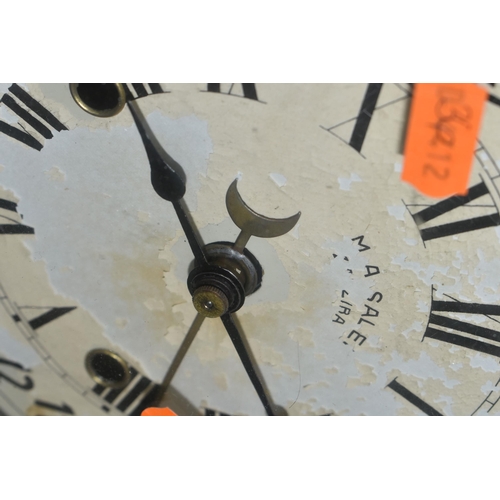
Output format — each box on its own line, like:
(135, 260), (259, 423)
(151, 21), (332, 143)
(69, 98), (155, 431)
(400, 321), (424, 339)
(468, 353), (500, 373)
(480, 379), (499, 395)
(269, 173), (287, 187)
(404, 238), (417, 246)
(0, 112), (213, 379)
(387, 205), (406, 221)
(290, 222), (300, 239)
(44, 166), (65, 182)
(338, 173), (361, 191)
(0, 83), (499, 416)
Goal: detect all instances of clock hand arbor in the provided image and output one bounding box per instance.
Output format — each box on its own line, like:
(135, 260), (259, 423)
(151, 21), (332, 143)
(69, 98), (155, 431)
(127, 100), (300, 415)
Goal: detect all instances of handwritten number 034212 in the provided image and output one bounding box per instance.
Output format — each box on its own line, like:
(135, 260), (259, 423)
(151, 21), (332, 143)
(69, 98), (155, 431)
(402, 84), (487, 198)
(423, 163), (450, 180)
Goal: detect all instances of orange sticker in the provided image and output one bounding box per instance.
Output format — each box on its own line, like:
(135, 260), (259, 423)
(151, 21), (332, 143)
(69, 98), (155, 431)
(141, 407), (177, 416)
(402, 83), (487, 198)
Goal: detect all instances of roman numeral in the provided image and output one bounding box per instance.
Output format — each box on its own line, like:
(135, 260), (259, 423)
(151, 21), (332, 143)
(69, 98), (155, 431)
(203, 407), (230, 416)
(348, 83), (383, 153)
(100, 367), (138, 404)
(12, 306), (76, 331)
(121, 83), (165, 101)
(387, 378), (442, 415)
(407, 180), (500, 242)
(91, 365), (160, 416)
(0, 83), (67, 151)
(487, 84), (500, 107)
(321, 84), (411, 157)
(321, 83), (383, 155)
(488, 94), (500, 107)
(424, 295), (500, 358)
(33, 399), (74, 415)
(0, 198), (34, 235)
(207, 83), (258, 101)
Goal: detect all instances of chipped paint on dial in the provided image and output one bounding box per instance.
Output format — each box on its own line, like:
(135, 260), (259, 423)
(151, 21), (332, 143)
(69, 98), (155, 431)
(0, 83), (499, 415)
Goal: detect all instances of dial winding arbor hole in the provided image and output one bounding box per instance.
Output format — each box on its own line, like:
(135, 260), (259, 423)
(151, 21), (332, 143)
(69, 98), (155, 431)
(70, 83), (126, 117)
(85, 349), (131, 389)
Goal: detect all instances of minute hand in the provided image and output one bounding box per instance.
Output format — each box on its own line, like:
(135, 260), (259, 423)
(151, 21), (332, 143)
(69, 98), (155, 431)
(221, 313), (277, 416)
(127, 101), (208, 266)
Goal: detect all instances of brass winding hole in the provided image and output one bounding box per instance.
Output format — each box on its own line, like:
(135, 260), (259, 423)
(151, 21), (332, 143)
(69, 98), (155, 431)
(70, 83), (126, 117)
(85, 349), (131, 389)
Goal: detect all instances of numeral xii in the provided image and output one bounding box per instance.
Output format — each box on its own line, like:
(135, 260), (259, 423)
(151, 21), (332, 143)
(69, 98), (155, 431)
(349, 83), (383, 153)
(207, 83), (258, 100)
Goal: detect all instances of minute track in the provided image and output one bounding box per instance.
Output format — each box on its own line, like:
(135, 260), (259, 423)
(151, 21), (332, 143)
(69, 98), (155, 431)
(0, 280), (118, 414)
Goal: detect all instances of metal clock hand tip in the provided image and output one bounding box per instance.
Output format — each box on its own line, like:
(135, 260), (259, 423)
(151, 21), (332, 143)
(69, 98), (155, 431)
(128, 101), (208, 265)
(127, 101), (186, 202)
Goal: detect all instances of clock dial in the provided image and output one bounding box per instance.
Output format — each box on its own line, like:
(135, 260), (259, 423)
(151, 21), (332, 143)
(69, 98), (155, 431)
(1, 82), (499, 415)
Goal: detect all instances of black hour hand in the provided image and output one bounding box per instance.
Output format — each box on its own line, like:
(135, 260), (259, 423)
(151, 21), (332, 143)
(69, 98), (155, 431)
(127, 101), (208, 265)
(127, 101), (185, 202)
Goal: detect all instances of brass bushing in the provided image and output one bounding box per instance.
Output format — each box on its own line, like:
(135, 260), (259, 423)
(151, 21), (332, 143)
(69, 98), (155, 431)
(70, 83), (127, 117)
(192, 285), (229, 318)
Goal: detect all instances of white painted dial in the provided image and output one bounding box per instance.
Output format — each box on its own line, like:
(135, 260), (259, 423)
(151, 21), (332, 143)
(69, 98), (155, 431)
(1, 83), (499, 416)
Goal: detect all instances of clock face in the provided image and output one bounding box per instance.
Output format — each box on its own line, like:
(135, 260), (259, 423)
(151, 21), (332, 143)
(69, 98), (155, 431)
(1, 82), (500, 416)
